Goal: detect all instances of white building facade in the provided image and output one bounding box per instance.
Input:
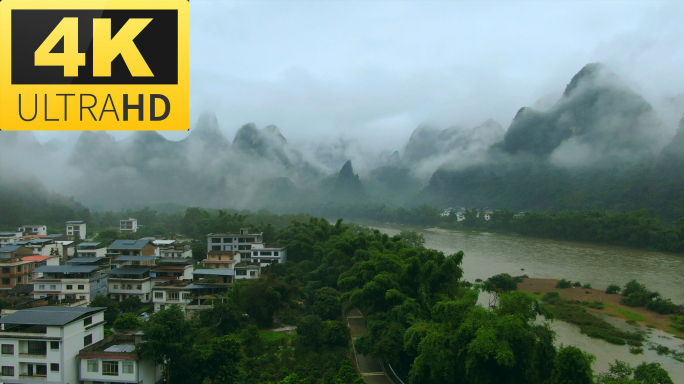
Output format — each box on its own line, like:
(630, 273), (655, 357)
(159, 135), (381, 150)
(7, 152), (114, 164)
(0, 306), (106, 384)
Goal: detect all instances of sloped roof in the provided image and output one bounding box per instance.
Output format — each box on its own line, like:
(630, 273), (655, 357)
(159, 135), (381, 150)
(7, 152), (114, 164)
(108, 239), (152, 250)
(0, 306), (105, 326)
(67, 257), (107, 264)
(193, 269), (234, 276)
(0, 245), (23, 252)
(33, 265), (99, 274)
(108, 267), (150, 275)
(115, 256), (158, 262)
(21, 256), (53, 262)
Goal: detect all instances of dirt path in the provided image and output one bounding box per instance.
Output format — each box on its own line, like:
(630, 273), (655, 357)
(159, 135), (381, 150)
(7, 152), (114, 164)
(346, 308), (396, 384)
(518, 278), (682, 337)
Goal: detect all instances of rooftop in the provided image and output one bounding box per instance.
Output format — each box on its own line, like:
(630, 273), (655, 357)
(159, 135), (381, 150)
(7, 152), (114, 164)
(0, 306), (105, 326)
(152, 240), (176, 245)
(33, 265), (99, 274)
(21, 256), (53, 262)
(108, 239), (152, 250)
(193, 268), (235, 276)
(108, 267), (151, 276)
(77, 334), (140, 359)
(66, 221), (85, 224)
(77, 242), (102, 248)
(114, 256), (158, 262)
(67, 257), (107, 264)
(0, 232), (18, 236)
(21, 225), (45, 228)
(0, 245), (23, 252)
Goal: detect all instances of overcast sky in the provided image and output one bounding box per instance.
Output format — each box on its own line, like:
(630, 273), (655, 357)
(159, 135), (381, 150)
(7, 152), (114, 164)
(34, 0), (684, 152)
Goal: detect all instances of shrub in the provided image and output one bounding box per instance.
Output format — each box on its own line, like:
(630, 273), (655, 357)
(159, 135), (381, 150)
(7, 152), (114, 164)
(113, 313), (142, 331)
(629, 347), (643, 355)
(582, 283), (592, 289)
(573, 281), (582, 287)
(556, 279), (572, 289)
(670, 315), (684, 332)
(647, 298), (679, 315)
(605, 284), (621, 294)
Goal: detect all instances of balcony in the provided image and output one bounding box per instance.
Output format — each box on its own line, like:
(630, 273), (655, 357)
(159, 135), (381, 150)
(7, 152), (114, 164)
(19, 373), (47, 381)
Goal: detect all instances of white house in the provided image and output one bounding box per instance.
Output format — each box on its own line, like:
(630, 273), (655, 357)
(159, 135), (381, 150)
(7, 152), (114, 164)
(151, 259), (193, 285)
(107, 267), (153, 303)
(0, 306), (106, 384)
(32, 265), (108, 303)
(119, 218), (138, 233)
(207, 229), (286, 265)
(17, 225), (47, 236)
(14, 239), (59, 256)
(77, 333), (162, 384)
(66, 221), (87, 240)
(75, 242), (107, 258)
(153, 240), (192, 258)
(151, 279), (193, 313)
(0, 232), (21, 245)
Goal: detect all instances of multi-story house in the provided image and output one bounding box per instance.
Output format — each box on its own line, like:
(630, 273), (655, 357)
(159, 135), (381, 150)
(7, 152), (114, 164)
(119, 218), (138, 233)
(17, 225), (47, 236)
(201, 250), (261, 280)
(107, 240), (155, 257)
(67, 257), (111, 273)
(0, 257), (37, 290)
(14, 239), (58, 257)
(249, 246), (287, 266)
(77, 333), (162, 384)
(154, 240), (192, 258)
(107, 267), (153, 303)
(206, 229), (287, 264)
(75, 242), (107, 258)
(32, 266), (108, 303)
(0, 245), (33, 259)
(235, 261), (261, 280)
(111, 256), (157, 269)
(66, 221), (87, 240)
(151, 279), (193, 313)
(151, 259), (193, 285)
(0, 232), (21, 245)
(0, 306), (106, 384)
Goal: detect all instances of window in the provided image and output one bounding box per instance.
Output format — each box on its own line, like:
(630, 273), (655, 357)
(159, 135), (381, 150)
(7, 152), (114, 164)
(35, 364), (47, 375)
(122, 361), (134, 374)
(50, 285), (56, 290)
(1, 344), (14, 355)
(66, 285), (73, 290)
(80, 295), (86, 300)
(236, 270), (246, 276)
(84, 316), (92, 326)
(253, 252), (257, 256)
(27, 341), (46, 355)
(78, 285), (85, 290)
(1, 278), (8, 285)
(223, 238), (231, 243)
(16, 265), (21, 271)
(113, 284), (119, 289)
(39, 284), (45, 290)
(211, 238), (221, 243)
(1, 366), (14, 376)
(87, 360), (99, 372)
(169, 292), (179, 301)
(136, 285), (142, 290)
(274, 251), (279, 256)
(1, 267), (9, 273)
(250, 271), (257, 276)
(154, 292), (163, 299)
(103, 361), (119, 376)
(84, 334), (93, 346)
(260, 251), (272, 256)
(50, 363), (59, 372)
(211, 246), (221, 251)
(50, 341), (59, 350)
(182, 293), (190, 299)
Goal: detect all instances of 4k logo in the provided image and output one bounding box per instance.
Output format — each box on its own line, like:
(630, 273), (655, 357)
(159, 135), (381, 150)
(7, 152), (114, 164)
(0, 0), (189, 130)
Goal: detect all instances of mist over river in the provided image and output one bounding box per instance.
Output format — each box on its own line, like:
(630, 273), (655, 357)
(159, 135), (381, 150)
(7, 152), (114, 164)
(369, 223), (684, 382)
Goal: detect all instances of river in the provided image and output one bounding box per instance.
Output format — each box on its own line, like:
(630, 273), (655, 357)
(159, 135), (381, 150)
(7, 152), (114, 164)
(369, 223), (684, 382)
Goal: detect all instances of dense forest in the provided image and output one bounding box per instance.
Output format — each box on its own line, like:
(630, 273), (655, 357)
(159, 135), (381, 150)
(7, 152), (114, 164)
(88, 216), (673, 384)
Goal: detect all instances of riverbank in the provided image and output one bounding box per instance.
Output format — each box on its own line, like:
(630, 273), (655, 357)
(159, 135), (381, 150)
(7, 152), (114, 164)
(517, 278), (683, 338)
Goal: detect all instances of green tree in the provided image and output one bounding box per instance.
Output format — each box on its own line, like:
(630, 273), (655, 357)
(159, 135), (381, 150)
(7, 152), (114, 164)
(113, 313), (141, 331)
(633, 362), (673, 384)
(119, 296), (144, 313)
(552, 346), (595, 384)
(205, 335), (243, 384)
(138, 306), (195, 384)
(90, 295), (119, 326)
(199, 300), (243, 335)
(313, 287), (342, 321)
(333, 360), (364, 384)
(297, 315), (323, 349)
(399, 230), (425, 248)
(239, 325), (264, 358)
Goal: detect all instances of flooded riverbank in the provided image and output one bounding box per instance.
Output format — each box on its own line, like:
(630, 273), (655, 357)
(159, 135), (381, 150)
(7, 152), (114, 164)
(367, 222), (684, 382)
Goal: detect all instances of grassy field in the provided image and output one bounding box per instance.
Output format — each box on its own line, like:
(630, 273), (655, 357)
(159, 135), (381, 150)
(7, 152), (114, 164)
(260, 331), (292, 343)
(613, 308), (647, 322)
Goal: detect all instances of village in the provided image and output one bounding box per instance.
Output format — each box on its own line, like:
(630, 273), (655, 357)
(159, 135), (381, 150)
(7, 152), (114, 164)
(0, 219), (286, 384)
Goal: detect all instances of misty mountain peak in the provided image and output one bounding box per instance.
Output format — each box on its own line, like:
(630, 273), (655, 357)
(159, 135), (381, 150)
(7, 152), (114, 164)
(195, 112), (221, 133)
(562, 62), (616, 97)
(263, 125), (287, 144)
(339, 159), (358, 180)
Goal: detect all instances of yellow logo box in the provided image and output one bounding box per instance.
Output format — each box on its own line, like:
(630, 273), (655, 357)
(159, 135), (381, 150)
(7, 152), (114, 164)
(0, 0), (189, 130)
